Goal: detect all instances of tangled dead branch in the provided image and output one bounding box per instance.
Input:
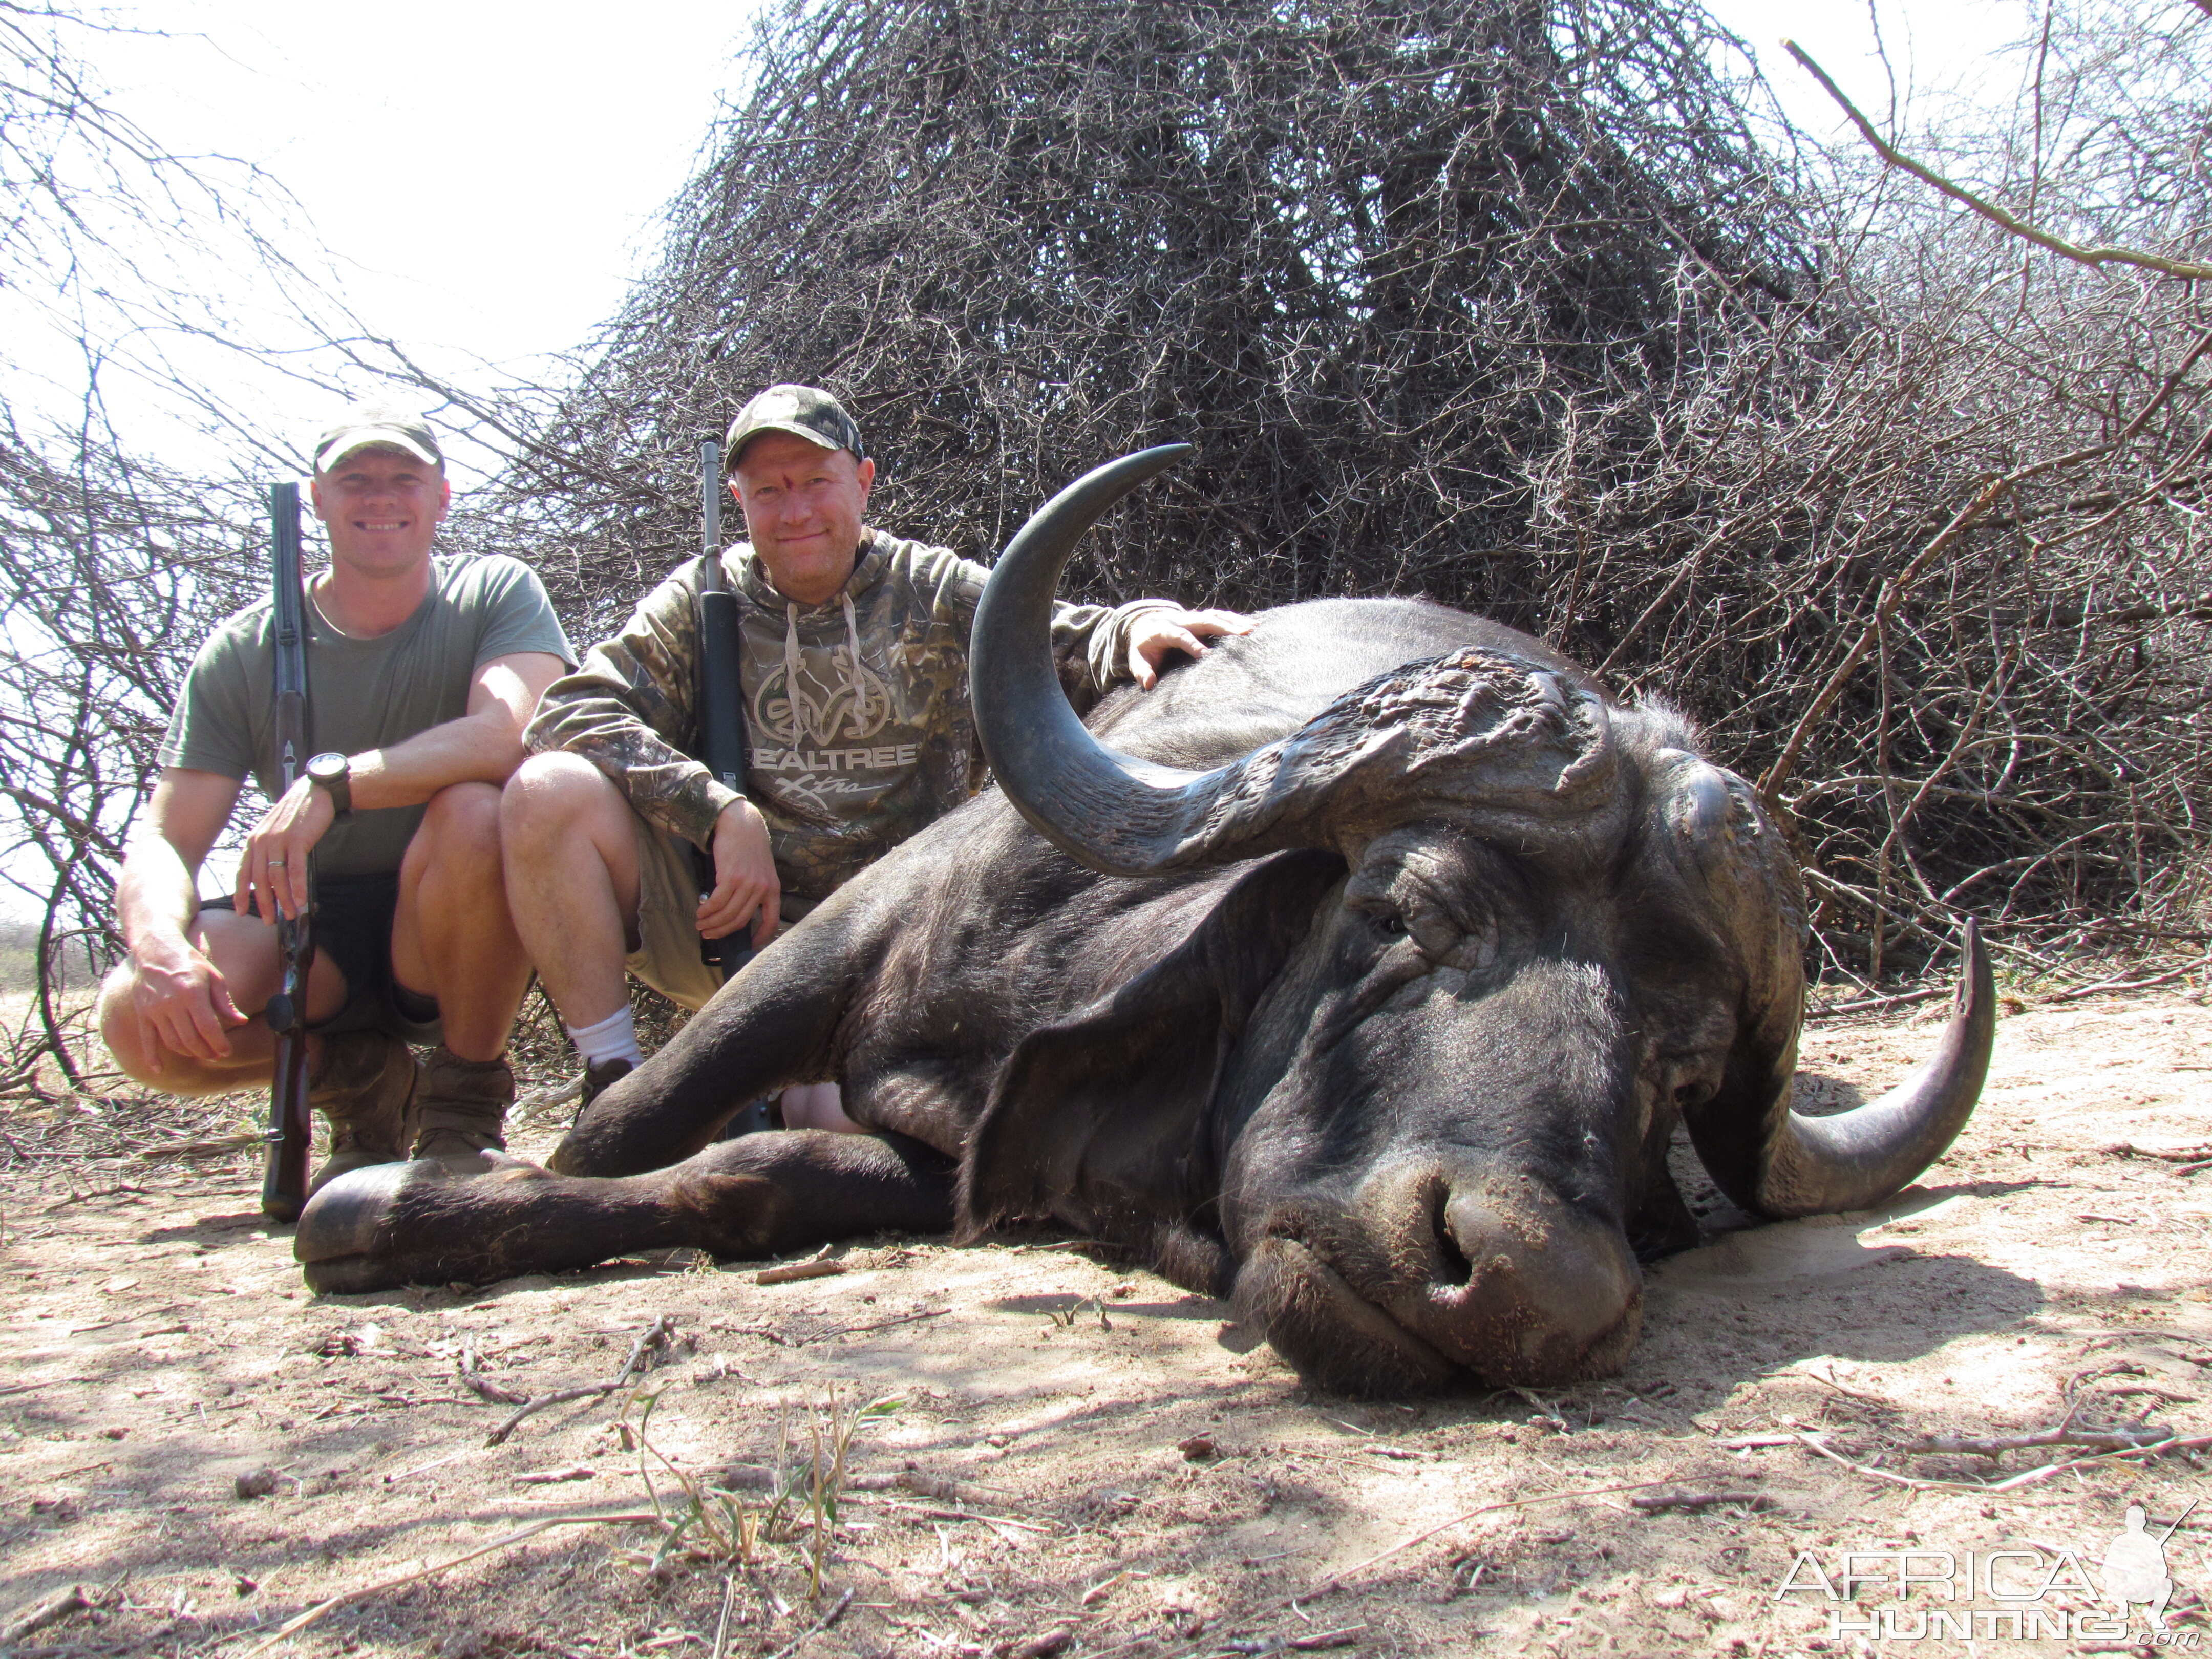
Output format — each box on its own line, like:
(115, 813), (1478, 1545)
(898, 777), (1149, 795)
(459, 0), (2212, 989)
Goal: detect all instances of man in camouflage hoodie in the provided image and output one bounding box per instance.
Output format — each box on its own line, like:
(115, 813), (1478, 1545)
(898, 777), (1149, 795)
(505, 385), (1249, 1124)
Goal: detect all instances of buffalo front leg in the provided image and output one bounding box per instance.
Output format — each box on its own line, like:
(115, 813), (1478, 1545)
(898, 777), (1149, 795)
(294, 1132), (955, 1295)
(550, 911), (866, 1177)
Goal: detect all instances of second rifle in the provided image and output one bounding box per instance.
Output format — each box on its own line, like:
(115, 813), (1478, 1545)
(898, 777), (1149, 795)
(696, 437), (756, 983)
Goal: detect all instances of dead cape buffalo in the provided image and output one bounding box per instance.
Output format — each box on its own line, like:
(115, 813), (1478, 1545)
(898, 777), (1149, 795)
(298, 445), (1993, 1397)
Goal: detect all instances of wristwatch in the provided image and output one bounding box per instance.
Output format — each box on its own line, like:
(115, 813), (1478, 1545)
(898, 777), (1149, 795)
(306, 752), (354, 821)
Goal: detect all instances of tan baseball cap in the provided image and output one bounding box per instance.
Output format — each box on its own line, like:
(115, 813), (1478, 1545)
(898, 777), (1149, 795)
(312, 401), (445, 475)
(724, 384), (866, 467)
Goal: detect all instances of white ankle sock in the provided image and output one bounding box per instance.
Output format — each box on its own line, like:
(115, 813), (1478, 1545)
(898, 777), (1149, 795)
(568, 1007), (642, 1070)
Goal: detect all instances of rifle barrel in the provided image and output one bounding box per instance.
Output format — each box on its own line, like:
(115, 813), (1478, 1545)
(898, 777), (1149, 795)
(696, 438), (755, 980)
(261, 481), (316, 1223)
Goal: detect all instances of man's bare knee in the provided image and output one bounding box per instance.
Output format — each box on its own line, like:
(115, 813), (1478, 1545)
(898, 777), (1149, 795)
(780, 1082), (860, 1134)
(415, 781), (504, 870)
(97, 966), (242, 1095)
(503, 751), (625, 842)
(97, 965), (156, 1084)
(503, 753), (634, 869)
(424, 779), (503, 834)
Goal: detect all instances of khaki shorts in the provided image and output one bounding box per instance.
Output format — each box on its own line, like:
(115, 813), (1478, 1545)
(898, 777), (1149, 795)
(627, 813), (814, 1012)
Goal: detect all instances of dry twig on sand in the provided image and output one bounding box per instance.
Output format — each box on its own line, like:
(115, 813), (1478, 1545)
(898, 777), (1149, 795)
(1218, 1630), (1367, 1655)
(1792, 1428), (2212, 1493)
(710, 1572), (737, 1659)
(1630, 1491), (1772, 1513)
(1, 1585), (92, 1643)
(1313, 1480), (1676, 1591)
(458, 1338), (528, 1407)
(762, 1587), (854, 1659)
(2104, 1142), (2212, 1164)
(1907, 1424), (2175, 1458)
(485, 1314), (673, 1447)
(757, 1258), (845, 1285)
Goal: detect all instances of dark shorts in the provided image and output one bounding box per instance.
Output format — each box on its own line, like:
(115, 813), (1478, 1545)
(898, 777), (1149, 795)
(200, 870), (443, 1046)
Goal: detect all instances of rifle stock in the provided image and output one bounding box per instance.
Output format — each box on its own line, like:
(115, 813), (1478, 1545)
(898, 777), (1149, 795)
(696, 438), (757, 982)
(261, 482), (316, 1222)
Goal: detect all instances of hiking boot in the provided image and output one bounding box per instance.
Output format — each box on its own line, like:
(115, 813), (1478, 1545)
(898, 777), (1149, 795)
(411, 1046), (514, 1166)
(308, 1032), (419, 1195)
(577, 1055), (634, 1119)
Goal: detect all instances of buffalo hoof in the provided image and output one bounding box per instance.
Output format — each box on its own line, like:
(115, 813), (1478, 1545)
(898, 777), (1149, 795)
(295, 1154), (560, 1295)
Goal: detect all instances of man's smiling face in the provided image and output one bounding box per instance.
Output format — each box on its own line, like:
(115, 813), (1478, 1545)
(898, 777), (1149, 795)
(309, 444), (451, 578)
(730, 430), (875, 607)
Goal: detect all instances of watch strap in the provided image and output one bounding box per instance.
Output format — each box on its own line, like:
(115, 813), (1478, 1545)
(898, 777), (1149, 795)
(308, 753), (353, 821)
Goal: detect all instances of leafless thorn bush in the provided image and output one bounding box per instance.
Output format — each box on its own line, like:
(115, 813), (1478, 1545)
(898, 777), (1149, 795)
(455, 0), (2211, 994)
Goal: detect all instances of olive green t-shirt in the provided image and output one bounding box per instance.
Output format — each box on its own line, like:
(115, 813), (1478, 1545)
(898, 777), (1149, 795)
(158, 554), (575, 876)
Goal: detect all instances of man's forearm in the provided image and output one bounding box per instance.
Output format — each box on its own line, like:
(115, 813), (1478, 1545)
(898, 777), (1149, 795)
(344, 710), (528, 812)
(116, 836), (204, 960)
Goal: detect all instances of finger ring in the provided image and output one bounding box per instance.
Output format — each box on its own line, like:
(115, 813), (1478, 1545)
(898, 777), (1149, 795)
(268, 859), (286, 868)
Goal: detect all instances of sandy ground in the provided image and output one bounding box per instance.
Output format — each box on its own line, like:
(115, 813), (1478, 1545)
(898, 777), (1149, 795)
(4, 990), (2212, 1658)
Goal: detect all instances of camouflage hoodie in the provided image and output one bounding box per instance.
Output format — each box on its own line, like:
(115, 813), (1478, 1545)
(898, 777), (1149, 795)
(525, 527), (1174, 900)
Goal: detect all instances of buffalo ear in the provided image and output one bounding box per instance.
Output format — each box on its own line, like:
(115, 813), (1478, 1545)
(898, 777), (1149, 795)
(1650, 753), (1809, 1214)
(957, 849), (1344, 1287)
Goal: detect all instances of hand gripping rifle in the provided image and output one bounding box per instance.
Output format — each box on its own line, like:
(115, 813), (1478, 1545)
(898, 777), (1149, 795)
(695, 438), (756, 982)
(261, 482), (317, 1222)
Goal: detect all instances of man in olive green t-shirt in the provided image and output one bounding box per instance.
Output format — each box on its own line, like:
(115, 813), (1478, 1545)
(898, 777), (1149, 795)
(97, 403), (575, 1190)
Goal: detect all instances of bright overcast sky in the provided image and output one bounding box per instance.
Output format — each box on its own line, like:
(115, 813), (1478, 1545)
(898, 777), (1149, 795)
(88, 0), (765, 477)
(71, 0), (2032, 477)
(1706, 0), (2028, 134)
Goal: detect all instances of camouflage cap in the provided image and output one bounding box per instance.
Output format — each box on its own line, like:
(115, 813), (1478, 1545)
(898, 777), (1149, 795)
(725, 384), (866, 467)
(312, 401), (444, 475)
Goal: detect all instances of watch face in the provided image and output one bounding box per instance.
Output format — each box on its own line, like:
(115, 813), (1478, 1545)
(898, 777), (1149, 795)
(307, 752), (347, 784)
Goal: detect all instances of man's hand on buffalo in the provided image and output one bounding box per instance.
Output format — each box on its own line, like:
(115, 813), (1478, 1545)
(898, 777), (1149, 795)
(703, 796), (780, 950)
(1126, 607), (1254, 689)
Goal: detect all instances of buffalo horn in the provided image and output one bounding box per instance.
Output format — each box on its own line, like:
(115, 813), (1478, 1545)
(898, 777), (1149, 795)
(971, 444), (1230, 876)
(1752, 920), (1996, 1217)
(979, 447), (1629, 876)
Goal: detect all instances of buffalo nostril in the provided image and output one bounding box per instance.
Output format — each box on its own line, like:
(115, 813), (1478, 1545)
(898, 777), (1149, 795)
(1436, 1217), (1475, 1285)
(1427, 1182), (1475, 1284)
(1437, 1189), (1641, 1345)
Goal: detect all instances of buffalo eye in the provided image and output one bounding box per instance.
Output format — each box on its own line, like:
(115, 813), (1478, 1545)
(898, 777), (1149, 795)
(1405, 907), (1464, 961)
(1672, 1079), (1716, 1109)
